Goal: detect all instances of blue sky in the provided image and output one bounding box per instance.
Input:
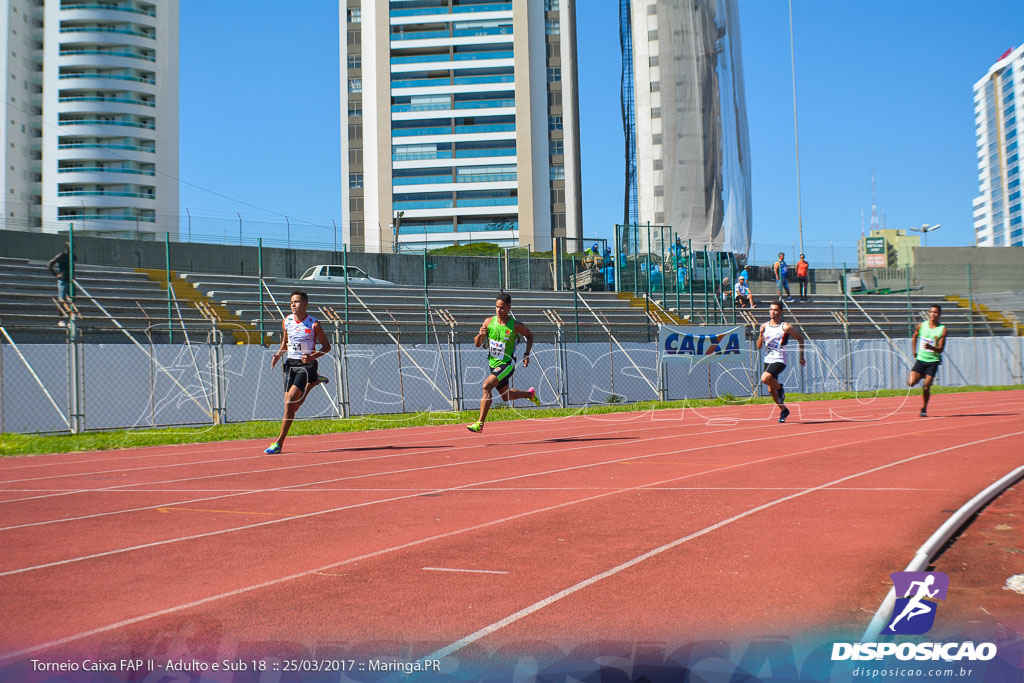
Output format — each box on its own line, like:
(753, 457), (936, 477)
(179, 1), (1024, 264)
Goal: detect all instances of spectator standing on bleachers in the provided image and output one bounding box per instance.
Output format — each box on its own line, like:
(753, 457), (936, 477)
(467, 293), (540, 433)
(773, 253), (794, 302)
(734, 276), (755, 308)
(757, 301), (805, 423)
(907, 304), (947, 418)
(263, 290), (331, 455)
(796, 254), (810, 302)
(47, 244), (76, 303)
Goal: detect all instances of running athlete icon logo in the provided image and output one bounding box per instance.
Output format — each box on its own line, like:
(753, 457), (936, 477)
(884, 571), (949, 635)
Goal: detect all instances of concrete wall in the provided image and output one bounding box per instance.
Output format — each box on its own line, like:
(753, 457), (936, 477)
(3, 232), (1018, 294)
(913, 247), (1024, 294)
(0, 231), (554, 290)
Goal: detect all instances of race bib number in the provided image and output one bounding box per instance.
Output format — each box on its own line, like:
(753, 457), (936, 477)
(918, 337), (932, 354)
(488, 338), (506, 360)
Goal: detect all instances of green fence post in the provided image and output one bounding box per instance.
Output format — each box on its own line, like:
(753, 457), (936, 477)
(905, 264), (912, 339)
(730, 258), (736, 324)
(527, 243), (531, 289)
(165, 231), (172, 344)
(424, 247), (429, 344)
(703, 245), (709, 325)
(843, 260), (849, 321)
(674, 232), (680, 317)
(626, 223), (634, 294)
(68, 222), (75, 301)
(967, 263), (974, 338)
(614, 227), (621, 294)
(343, 244), (349, 345)
(688, 239), (694, 320)
(572, 254), (579, 342)
(258, 238), (264, 344)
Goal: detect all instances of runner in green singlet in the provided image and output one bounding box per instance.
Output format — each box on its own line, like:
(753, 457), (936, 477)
(467, 293), (540, 433)
(907, 304), (947, 418)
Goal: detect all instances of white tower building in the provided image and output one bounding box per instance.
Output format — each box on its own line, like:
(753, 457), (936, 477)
(2, 0), (179, 238)
(341, 0), (582, 253)
(973, 45), (1023, 248)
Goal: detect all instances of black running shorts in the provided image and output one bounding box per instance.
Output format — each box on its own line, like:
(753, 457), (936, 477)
(489, 360), (515, 390)
(284, 358), (318, 393)
(911, 359), (940, 378)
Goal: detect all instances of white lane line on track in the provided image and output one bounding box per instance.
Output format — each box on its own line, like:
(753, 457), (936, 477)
(0, 399), (794, 501)
(0, 418), (660, 505)
(0, 389), (977, 481)
(0, 390), (1008, 515)
(0, 391), (1006, 512)
(0, 486), (950, 493)
(423, 427), (1024, 661)
(0, 399), (924, 528)
(2, 423), (1020, 665)
(422, 567), (509, 575)
(0, 406), (978, 537)
(1, 389), (1016, 477)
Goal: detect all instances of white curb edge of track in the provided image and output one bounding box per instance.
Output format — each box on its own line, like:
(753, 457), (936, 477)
(861, 464), (1024, 643)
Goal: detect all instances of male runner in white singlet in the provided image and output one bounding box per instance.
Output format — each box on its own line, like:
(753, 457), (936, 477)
(264, 290), (331, 454)
(756, 301), (805, 423)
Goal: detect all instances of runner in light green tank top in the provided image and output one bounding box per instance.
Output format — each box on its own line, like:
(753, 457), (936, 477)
(908, 304), (947, 418)
(486, 315), (517, 370)
(467, 293), (541, 433)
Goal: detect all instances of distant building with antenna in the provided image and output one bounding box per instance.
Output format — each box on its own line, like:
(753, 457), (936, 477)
(973, 45), (1023, 248)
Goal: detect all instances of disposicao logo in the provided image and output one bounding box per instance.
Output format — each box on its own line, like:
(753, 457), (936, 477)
(831, 570), (998, 663)
(885, 571), (948, 635)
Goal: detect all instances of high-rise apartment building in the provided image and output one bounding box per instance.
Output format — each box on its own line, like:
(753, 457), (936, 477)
(341, 0), (581, 253)
(973, 45), (1023, 248)
(2, 0), (179, 238)
(619, 0), (750, 255)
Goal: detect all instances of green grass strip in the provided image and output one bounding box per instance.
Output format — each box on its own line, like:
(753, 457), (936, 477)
(1, 384), (1021, 458)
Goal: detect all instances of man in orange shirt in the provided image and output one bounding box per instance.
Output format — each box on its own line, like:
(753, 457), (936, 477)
(795, 254), (810, 302)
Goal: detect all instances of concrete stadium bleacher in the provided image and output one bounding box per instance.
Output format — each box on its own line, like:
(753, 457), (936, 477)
(0, 257), (243, 344)
(178, 272), (665, 344)
(657, 291), (1020, 339)
(2, 255), (1018, 346)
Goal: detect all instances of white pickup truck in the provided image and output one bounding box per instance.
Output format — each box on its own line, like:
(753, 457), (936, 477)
(300, 265), (395, 286)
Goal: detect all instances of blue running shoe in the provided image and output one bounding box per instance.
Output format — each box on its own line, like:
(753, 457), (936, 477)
(779, 407), (791, 424)
(264, 442), (282, 454)
(316, 375), (330, 385)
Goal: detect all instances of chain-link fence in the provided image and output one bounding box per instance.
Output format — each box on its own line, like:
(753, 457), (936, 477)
(3, 321), (1022, 435)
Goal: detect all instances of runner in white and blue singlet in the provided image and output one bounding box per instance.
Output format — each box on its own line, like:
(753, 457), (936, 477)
(264, 290), (331, 454)
(757, 301), (805, 424)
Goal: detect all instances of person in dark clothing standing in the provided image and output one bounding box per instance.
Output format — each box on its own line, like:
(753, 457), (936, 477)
(47, 244), (76, 302)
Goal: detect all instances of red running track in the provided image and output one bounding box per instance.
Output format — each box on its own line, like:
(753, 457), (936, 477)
(0, 390), (1021, 669)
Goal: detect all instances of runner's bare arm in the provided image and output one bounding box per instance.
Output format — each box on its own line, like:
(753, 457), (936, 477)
(515, 321), (534, 367)
(911, 322), (921, 356)
(756, 323), (766, 349)
(932, 327), (948, 354)
(474, 317), (492, 347)
(271, 318), (288, 368)
(784, 323), (806, 365)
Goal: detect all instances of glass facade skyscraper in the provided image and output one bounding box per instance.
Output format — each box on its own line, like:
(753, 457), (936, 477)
(973, 45), (1023, 248)
(341, 0), (581, 253)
